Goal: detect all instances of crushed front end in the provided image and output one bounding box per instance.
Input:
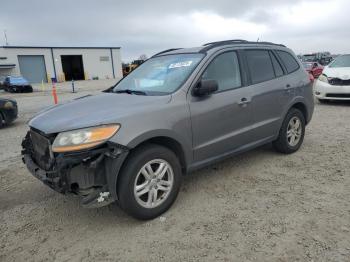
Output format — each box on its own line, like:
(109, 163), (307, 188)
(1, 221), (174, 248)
(21, 128), (128, 208)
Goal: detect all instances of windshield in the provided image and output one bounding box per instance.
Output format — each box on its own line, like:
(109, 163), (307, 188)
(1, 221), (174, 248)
(329, 55), (350, 68)
(303, 55), (316, 61)
(10, 77), (27, 84)
(113, 53), (204, 95)
(303, 63), (313, 69)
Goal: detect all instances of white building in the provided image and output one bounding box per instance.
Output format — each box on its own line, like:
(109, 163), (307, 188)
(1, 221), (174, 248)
(0, 46), (122, 83)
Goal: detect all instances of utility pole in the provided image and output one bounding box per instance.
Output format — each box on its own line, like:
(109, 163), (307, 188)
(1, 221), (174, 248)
(4, 30), (9, 46)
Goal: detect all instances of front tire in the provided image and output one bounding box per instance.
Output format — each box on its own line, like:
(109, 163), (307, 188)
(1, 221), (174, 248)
(0, 113), (4, 128)
(273, 108), (305, 154)
(117, 144), (182, 220)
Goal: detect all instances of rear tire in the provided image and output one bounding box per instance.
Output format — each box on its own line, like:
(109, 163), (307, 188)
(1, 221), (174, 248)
(117, 144), (182, 220)
(273, 108), (305, 154)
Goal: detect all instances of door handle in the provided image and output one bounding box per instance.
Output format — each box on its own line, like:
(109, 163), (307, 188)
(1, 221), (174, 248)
(238, 97), (250, 106)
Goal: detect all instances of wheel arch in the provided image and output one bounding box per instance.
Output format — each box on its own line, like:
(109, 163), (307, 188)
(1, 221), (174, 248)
(290, 102), (308, 124)
(127, 135), (189, 174)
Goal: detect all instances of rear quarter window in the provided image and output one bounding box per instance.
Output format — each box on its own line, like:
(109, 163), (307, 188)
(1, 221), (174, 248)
(276, 50), (300, 73)
(270, 51), (284, 77)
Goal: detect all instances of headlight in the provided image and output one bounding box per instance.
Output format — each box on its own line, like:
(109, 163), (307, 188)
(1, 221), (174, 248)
(3, 101), (14, 109)
(318, 74), (328, 83)
(52, 124), (120, 153)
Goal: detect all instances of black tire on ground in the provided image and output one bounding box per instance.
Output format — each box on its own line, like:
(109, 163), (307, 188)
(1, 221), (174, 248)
(117, 144), (182, 220)
(0, 112), (4, 128)
(273, 108), (306, 154)
(26, 86), (33, 93)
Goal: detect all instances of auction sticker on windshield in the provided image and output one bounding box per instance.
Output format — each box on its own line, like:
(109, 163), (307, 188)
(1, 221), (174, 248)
(169, 61), (193, 69)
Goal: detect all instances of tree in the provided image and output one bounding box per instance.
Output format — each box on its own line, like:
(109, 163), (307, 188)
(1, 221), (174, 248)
(139, 54), (148, 61)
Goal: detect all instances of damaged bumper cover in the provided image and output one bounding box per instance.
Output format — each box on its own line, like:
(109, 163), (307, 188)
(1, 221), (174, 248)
(21, 130), (129, 208)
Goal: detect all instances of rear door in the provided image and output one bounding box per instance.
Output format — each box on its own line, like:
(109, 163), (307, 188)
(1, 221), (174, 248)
(189, 50), (255, 163)
(244, 49), (290, 141)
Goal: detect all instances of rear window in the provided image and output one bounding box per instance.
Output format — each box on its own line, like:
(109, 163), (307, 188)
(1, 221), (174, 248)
(246, 50), (275, 84)
(277, 50), (300, 73)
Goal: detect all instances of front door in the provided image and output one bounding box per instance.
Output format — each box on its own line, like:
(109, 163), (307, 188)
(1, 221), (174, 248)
(189, 51), (254, 163)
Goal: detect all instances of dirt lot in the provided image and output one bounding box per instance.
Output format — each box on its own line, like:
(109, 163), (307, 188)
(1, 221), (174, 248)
(0, 80), (349, 262)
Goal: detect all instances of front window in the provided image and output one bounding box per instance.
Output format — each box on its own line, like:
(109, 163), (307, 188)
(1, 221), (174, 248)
(303, 55), (316, 61)
(201, 51), (241, 91)
(329, 55), (350, 68)
(113, 53), (204, 95)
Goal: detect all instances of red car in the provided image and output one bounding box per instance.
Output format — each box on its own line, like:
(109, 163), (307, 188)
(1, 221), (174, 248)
(302, 62), (324, 78)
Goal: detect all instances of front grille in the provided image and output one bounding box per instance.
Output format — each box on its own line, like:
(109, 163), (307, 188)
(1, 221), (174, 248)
(328, 78), (350, 86)
(326, 93), (350, 98)
(29, 129), (55, 170)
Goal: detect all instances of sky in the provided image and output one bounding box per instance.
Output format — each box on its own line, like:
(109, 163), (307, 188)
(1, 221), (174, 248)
(0, 0), (349, 62)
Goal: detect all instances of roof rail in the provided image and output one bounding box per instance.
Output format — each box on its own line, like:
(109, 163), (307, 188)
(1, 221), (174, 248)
(152, 48), (183, 57)
(203, 39), (248, 46)
(200, 40), (285, 52)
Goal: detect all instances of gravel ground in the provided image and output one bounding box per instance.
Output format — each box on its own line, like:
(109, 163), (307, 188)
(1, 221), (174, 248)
(0, 81), (349, 262)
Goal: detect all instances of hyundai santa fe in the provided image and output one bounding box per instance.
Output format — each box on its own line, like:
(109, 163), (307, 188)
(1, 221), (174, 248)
(22, 40), (314, 220)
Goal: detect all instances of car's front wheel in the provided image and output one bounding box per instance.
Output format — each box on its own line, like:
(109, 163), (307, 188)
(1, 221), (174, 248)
(273, 108), (305, 154)
(0, 113), (4, 128)
(117, 144), (182, 220)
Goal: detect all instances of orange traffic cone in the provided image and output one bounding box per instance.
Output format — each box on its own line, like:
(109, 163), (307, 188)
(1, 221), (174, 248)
(52, 82), (58, 104)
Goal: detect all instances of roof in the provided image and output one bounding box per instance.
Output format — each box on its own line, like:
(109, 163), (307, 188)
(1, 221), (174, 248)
(153, 39), (287, 57)
(1, 46), (120, 49)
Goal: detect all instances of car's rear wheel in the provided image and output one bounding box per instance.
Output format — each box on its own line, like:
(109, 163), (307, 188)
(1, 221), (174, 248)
(117, 144), (182, 220)
(273, 108), (305, 154)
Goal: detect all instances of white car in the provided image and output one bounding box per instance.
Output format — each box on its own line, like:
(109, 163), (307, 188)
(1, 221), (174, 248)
(314, 54), (350, 102)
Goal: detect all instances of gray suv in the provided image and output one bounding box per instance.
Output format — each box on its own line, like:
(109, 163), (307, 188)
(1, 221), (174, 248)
(22, 40), (314, 220)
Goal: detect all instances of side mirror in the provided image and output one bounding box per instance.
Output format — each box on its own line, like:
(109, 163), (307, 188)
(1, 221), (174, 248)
(193, 79), (218, 97)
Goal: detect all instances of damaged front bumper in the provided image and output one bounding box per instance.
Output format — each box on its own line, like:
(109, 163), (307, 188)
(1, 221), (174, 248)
(21, 130), (129, 208)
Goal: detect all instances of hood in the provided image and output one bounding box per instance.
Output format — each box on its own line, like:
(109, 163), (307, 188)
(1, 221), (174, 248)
(29, 93), (171, 134)
(323, 67), (350, 80)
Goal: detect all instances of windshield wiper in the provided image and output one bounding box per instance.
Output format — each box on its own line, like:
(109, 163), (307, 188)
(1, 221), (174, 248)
(114, 89), (147, 95)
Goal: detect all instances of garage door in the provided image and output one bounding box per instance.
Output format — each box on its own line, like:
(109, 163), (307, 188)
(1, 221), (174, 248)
(18, 55), (47, 83)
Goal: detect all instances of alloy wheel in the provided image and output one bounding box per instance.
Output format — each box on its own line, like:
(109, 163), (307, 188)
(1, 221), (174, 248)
(133, 159), (174, 208)
(287, 116), (302, 146)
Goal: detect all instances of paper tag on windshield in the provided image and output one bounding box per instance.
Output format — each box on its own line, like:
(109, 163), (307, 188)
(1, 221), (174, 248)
(169, 61), (193, 69)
